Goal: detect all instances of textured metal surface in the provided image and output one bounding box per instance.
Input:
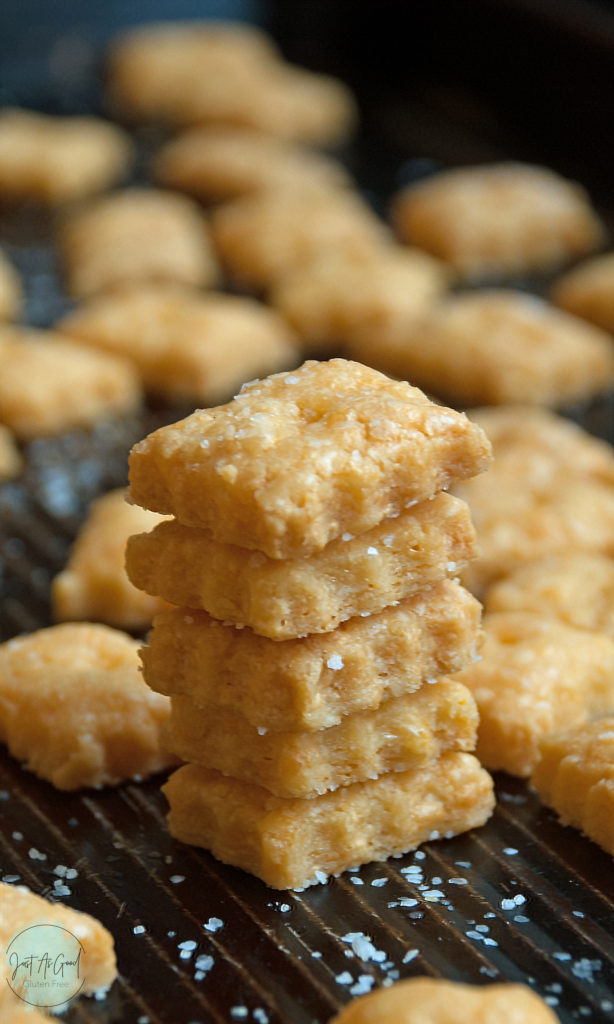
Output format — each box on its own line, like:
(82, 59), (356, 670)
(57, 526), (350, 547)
(2, 11), (614, 1024)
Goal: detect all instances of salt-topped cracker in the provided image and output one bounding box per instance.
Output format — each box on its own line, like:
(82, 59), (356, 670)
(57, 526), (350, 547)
(107, 21), (357, 145)
(454, 405), (614, 595)
(165, 679), (479, 798)
(127, 492), (477, 637)
(0, 880), (117, 998)
(392, 161), (605, 279)
(0, 107), (133, 204)
(452, 611), (614, 776)
(142, 580), (481, 732)
(59, 284), (298, 403)
(330, 977), (559, 1024)
(129, 359), (492, 559)
(59, 188), (219, 298)
(52, 488), (170, 631)
(532, 717), (614, 858)
(0, 326), (141, 439)
(154, 125), (351, 202)
(348, 290), (614, 407)
(271, 245), (449, 353)
(0, 623), (175, 789)
(552, 251), (614, 334)
(485, 552), (614, 635)
(164, 751), (494, 889)
(211, 188), (388, 289)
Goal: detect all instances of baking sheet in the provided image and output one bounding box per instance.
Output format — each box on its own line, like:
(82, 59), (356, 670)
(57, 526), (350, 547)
(2, 10), (614, 1023)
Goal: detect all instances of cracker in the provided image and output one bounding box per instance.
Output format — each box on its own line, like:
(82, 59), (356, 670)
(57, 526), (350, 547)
(348, 290), (614, 407)
(127, 492), (477, 638)
(58, 284), (298, 404)
(532, 717), (614, 857)
(210, 188), (389, 289)
(552, 251), (614, 333)
(454, 406), (614, 595)
(59, 188), (219, 298)
(0, 326), (142, 440)
(153, 125), (352, 202)
(163, 751), (494, 889)
(128, 359), (492, 559)
(485, 552), (614, 635)
(0, 247), (21, 320)
(0, 424), (21, 480)
(451, 611), (614, 776)
(0, 623), (175, 790)
(165, 680), (479, 798)
(0, 107), (133, 205)
(330, 977), (559, 1024)
(0, 881), (117, 999)
(271, 245), (449, 353)
(392, 161), (605, 279)
(142, 580), (481, 731)
(107, 22), (357, 145)
(52, 488), (170, 631)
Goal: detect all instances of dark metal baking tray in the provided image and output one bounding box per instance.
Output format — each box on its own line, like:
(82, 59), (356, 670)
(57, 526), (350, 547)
(1, 4), (614, 1021)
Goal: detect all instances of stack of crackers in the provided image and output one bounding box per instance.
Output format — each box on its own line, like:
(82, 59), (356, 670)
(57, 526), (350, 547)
(126, 359), (495, 889)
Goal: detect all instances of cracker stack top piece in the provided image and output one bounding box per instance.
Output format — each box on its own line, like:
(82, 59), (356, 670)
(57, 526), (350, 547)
(129, 359), (492, 559)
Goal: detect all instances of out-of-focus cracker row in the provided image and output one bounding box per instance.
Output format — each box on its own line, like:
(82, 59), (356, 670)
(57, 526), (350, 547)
(0, 107), (133, 205)
(164, 751), (494, 889)
(211, 188), (389, 290)
(329, 977), (560, 1024)
(0, 623), (175, 790)
(0, 247), (21, 320)
(127, 493), (477, 639)
(347, 290), (614, 407)
(142, 580), (481, 732)
(0, 326), (141, 440)
(58, 284), (298, 404)
(107, 21), (357, 145)
(165, 680), (479, 798)
(154, 126), (352, 202)
(0, 881), (117, 997)
(59, 188), (219, 298)
(532, 717), (614, 858)
(128, 359), (492, 560)
(451, 611), (614, 777)
(392, 161), (605, 280)
(52, 488), (171, 631)
(552, 251), (614, 333)
(454, 406), (614, 596)
(271, 246), (450, 354)
(485, 552), (614, 636)
(0, 424), (21, 480)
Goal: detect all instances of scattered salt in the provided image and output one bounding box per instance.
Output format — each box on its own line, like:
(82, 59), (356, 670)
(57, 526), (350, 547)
(203, 917), (224, 932)
(170, 875), (185, 884)
(402, 949), (419, 964)
(336, 971), (353, 985)
(133, 925), (146, 935)
(326, 655), (344, 671)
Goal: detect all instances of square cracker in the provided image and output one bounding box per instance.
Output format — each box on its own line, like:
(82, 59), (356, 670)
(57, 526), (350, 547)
(330, 978), (558, 1024)
(0, 623), (175, 790)
(163, 751), (494, 889)
(128, 358), (492, 559)
(165, 679), (479, 798)
(126, 491), (477, 638)
(532, 717), (614, 858)
(0, 881), (117, 997)
(59, 284), (298, 405)
(451, 611), (614, 777)
(142, 579), (481, 732)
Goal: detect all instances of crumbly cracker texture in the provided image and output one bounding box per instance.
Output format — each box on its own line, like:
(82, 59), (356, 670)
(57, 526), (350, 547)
(0, 623), (175, 789)
(129, 358), (492, 559)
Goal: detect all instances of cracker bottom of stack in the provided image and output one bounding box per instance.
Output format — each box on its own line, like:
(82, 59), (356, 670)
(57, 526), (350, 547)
(163, 751), (494, 889)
